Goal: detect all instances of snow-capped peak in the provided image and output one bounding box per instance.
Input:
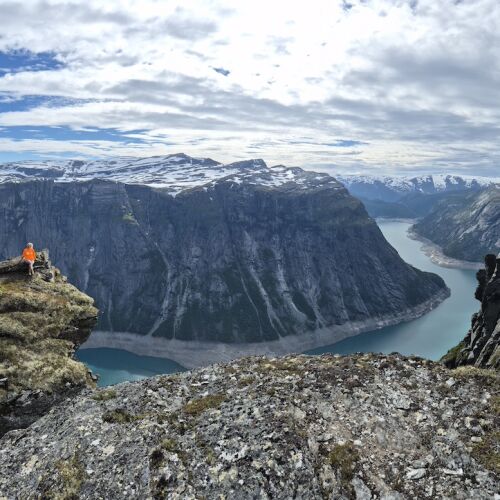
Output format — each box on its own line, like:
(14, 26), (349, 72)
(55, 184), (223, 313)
(0, 154), (342, 196)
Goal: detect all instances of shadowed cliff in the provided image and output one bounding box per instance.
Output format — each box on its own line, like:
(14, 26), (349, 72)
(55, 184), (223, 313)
(443, 253), (500, 370)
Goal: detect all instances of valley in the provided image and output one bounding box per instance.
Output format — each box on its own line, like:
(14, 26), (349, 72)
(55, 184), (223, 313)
(77, 220), (477, 386)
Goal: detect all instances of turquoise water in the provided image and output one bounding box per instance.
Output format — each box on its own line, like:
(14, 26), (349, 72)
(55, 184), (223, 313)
(75, 348), (186, 387)
(77, 220), (478, 386)
(305, 220), (477, 360)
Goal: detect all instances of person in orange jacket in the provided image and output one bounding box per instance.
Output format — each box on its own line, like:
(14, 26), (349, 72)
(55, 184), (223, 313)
(22, 242), (36, 276)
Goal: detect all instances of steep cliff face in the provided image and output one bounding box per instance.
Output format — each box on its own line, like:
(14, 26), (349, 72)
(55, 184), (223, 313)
(413, 186), (500, 263)
(443, 254), (500, 370)
(0, 253), (98, 435)
(0, 166), (448, 348)
(0, 354), (498, 499)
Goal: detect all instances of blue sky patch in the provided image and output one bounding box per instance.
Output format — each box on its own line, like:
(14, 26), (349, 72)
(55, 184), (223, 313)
(0, 50), (64, 76)
(0, 126), (148, 143)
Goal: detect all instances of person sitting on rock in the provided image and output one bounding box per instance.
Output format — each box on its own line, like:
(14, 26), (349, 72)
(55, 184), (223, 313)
(22, 242), (36, 276)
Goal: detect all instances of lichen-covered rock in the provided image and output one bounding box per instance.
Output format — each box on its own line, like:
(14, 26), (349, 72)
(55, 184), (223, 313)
(0, 255), (98, 435)
(1, 354), (498, 499)
(443, 254), (500, 370)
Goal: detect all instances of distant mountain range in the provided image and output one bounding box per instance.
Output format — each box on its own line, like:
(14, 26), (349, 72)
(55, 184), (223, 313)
(413, 186), (500, 262)
(0, 154), (448, 362)
(0, 154), (334, 195)
(336, 174), (499, 219)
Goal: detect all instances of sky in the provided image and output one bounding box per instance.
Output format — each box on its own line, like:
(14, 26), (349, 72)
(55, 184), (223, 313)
(0, 0), (499, 176)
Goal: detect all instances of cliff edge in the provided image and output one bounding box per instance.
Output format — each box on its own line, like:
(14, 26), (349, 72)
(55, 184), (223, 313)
(443, 253), (500, 370)
(0, 251), (98, 435)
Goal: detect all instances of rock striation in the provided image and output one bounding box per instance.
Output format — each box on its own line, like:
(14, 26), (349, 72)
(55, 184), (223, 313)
(0, 155), (449, 361)
(443, 254), (500, 370)
(0, 353), (498, 499)
(0, 251), (98, 435)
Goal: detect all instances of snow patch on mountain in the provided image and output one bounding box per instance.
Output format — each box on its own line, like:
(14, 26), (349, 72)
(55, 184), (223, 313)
(336, 173), (499, 195)
(0, 154), (342, 196)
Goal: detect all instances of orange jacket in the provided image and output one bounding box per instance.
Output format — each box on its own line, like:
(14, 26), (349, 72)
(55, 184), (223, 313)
(22, 247), (36, 261)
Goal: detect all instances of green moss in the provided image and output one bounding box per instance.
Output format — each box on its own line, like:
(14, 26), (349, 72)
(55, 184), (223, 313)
(160, 437), (188, 462)
(452, 366), (499, 391)
(122, 212), (138, 224)
(161, 438), (178, 452)
(327, 442), (360, 492)
(237, 376), (255, 387)
(183, 393), (226, 417)
(441, 341), (466, 366)
(470, 395), (500, 474)
(92, 389), (117, 401)
(102, 408), (146, 424)
(471, 431), (500, 474)
(51, 453), (86, 500)
(255, 358), (304, 375)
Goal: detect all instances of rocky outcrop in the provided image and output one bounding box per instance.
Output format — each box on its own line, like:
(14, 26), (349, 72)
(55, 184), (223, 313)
(443, 254), (500, 370)
(412, 186), (500, 263)
(0, 167), (448, 354)
(0, 353), (498, 499)
(0, 252), (98, 435)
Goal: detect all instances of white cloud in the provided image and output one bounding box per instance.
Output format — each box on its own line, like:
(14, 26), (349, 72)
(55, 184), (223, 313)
(0, 0), (499, 175)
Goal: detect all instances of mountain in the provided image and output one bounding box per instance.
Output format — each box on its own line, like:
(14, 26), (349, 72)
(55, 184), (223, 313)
(336, 174), (499, 218)
(1, 353), (498, 498)
(443, 253), (500, 369)
(0, 155), (448, 363)
(0, 252), (98, 435)
(412, 186), (500, 263)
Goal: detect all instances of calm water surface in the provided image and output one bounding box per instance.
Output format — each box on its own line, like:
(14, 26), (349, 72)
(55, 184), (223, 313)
(306, 221), (477, 360)
(75, 348), (186, 387)
(77, 220), (477, 386)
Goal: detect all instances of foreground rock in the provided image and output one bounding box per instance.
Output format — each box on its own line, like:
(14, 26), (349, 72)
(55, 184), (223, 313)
(443, 254), (500, 370)
(0, 252), (98, 435)
(1, 354), (498, 499)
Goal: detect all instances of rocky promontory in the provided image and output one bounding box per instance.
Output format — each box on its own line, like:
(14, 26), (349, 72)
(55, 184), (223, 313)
(443, 253), (500, 370)
(0, 353), (498, 499)
(0, 251), (98, 435)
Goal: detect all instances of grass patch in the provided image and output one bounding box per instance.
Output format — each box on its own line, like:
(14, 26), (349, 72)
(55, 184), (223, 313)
(92, 389), (117, 401)
(122, 212), (138, 225)
(471, 395), (500, 474)
(237, 376), (255, 387)
(471, 431), (500, 474)
(102, 408), (147, 424)
(183, 393), (226, 417)
(52, 453), (86, 499)
(327, 442), (360, 494)
(254, 358), (304, 375)
(441, 341), (466, 366)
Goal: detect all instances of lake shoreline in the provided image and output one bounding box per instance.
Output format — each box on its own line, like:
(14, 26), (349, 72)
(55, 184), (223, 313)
(376, 217), (483, 270)
(407, 227), (483, 270)
(80, 287), (450, 369)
